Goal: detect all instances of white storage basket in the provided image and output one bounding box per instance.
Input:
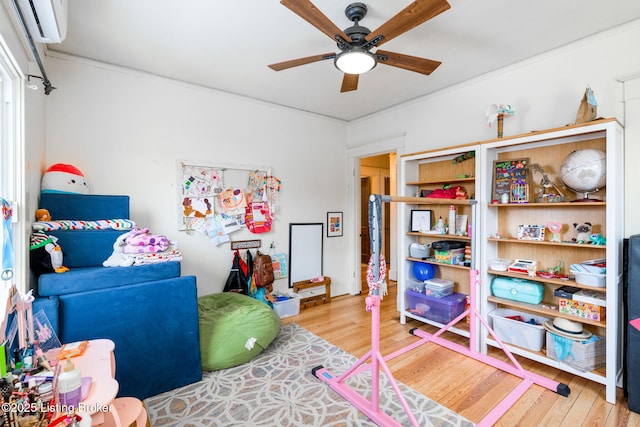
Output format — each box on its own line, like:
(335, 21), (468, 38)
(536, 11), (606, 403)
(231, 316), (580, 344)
(409, 243), (431, 259)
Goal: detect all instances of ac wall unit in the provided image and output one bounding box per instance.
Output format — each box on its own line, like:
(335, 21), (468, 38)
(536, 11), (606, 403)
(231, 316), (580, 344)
(15, 0), (68, 43)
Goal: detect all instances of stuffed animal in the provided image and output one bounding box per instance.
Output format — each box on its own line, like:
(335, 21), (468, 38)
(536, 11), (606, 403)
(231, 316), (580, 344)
(103, 232), (135, 267)
(590, 233), (606, 245)
(35, 209), (51, 222)
(29, 232), (69, 276)
(41, 163), (89, 194)
(572, 222), (592, 244)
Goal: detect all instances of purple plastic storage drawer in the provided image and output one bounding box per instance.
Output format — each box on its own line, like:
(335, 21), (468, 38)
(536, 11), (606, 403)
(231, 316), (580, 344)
(406, 290), (466, 324)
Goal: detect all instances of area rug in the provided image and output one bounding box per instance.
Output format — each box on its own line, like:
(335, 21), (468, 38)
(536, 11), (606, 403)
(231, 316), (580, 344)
(145, 323), (474, 426)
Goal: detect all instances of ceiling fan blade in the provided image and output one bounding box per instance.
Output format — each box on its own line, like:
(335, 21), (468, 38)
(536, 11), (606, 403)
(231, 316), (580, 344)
(376, 50), (441, 75)
(340, 73), (359, 92)
(366, 0), (451, 47)
(269, 53), (336, 71)
(280, 0), (350, 42)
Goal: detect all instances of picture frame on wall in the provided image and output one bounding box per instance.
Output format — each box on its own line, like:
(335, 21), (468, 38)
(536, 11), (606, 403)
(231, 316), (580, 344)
(327, 212), (343, 237)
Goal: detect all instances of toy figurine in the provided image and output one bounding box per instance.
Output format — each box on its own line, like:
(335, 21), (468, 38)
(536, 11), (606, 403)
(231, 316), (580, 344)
(590, 233), (606, 245)
(572, 222), (592, 244)
(546, 222), (562, 243)
(529, 163), (566, 203)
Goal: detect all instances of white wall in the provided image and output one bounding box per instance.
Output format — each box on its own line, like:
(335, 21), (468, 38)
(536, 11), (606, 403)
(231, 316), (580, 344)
(348, 19), (640, 238)
(43, 55), (350, 297)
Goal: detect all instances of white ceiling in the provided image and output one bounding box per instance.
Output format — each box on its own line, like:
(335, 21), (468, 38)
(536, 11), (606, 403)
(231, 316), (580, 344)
(47, 0), (640, 121)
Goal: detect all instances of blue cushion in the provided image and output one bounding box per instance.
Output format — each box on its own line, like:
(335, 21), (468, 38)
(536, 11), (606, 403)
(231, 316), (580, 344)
(38, 262), (181, 297)
(58, 275), (201, 399)
(48, 229), (127, 268)
(37, 194), (133, 269)
(39, 193), (129, 220)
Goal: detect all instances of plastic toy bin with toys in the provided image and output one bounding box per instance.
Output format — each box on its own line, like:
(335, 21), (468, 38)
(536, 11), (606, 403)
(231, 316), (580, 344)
(570, 258), (606, 287)
(406, 290), (466, 324)
(424, 278), (454, 298)
(489, 308), (549, 352)
(272, 293), (301, 318)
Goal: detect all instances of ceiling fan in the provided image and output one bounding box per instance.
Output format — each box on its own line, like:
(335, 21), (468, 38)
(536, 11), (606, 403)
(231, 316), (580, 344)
(268, 0), (451, 92)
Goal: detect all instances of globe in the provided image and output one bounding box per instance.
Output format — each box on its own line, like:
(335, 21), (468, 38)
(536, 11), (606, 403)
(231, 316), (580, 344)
(412, 262), (436, 281)
(559, 149), (606, 200)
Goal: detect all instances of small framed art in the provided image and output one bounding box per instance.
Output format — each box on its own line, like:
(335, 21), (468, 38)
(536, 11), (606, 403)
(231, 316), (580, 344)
(410, 210), (433, 232)
(491, 158), (529, 203)
(327, 212), (343, 237)
(517, 224), (545, 241)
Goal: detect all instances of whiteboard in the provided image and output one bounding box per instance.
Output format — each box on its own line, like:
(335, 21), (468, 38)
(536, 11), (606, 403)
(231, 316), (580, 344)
(288, 223), (323, 287)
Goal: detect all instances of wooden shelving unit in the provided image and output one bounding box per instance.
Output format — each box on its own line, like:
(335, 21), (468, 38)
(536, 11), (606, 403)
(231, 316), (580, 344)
(398, 147), (479, 339)
(397, 118), (623, 403)
(479, 118), (623, 403)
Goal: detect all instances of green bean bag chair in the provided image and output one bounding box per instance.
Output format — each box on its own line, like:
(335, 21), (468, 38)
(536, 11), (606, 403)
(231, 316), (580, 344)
(198, 292), (281, 371)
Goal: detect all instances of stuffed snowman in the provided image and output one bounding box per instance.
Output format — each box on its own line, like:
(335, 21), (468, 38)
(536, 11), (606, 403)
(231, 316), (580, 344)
(41, 163), (89, 194)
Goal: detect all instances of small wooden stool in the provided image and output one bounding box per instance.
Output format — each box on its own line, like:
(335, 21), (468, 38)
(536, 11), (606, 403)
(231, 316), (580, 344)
(293, 277), (331, 309)
(102, 397), (150, 427)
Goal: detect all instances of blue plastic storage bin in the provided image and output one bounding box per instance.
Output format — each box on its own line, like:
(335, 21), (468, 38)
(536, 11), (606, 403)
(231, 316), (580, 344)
(491, 277), (544, 304)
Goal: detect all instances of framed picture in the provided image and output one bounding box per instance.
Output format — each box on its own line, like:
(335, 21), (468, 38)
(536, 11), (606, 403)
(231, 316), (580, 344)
(491, 158), (529, 203)
(517, 224), (545, 241)
(410, 210), (432, 232)
(327, 212), (343, 237)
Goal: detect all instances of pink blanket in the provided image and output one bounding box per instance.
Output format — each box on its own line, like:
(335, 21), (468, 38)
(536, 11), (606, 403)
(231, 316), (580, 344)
(122, 228), (170, 254)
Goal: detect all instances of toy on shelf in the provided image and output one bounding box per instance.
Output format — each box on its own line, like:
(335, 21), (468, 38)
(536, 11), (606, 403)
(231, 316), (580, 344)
(35, 209), (51, 221)
(590, 233), (606, 245)
(529, 163), (566, 203)
(572, 222), (592, 244)
(486, 104), (515, 138)
(547, 222), (563, 243)
(510, 182), (528, 203)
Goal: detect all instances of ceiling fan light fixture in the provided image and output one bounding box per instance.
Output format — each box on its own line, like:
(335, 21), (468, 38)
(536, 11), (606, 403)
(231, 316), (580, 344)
(334, 48), (376, 74)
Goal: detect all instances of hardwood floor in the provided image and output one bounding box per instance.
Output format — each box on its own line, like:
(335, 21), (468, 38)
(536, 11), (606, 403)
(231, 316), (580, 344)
(282, 283), (640, 426)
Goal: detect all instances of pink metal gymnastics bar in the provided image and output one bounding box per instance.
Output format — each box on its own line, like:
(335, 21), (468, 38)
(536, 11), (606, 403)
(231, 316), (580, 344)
(313, 195), (569, 427)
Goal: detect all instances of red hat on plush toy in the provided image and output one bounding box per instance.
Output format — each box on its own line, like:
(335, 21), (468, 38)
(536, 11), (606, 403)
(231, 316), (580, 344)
(41, 163), (89, 194)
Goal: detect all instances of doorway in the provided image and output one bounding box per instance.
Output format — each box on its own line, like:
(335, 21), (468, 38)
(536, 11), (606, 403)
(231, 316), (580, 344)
(360, 153), (395, 294)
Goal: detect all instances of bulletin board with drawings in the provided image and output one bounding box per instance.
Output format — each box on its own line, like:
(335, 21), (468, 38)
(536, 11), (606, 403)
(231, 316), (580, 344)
(176, 160), (281, 246)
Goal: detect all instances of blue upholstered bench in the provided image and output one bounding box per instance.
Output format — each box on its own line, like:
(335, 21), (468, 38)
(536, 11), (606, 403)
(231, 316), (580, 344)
(34, 193), (202, 399)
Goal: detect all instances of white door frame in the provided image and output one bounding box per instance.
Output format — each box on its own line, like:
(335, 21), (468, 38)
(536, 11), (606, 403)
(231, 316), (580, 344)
(346, 134), (406, 295)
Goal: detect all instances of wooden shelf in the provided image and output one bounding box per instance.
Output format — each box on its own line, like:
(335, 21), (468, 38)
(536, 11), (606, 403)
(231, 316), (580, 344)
(488, 202), (606, 208)
(487, 295), (605, 328)
(407, 257), (470, 270)
(487, 237), (606, 249)
(407, 177), (475, 186)
(400, 196), (476, 206)
(407, 232), (471, 241)
(488, 269), (606, 292)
